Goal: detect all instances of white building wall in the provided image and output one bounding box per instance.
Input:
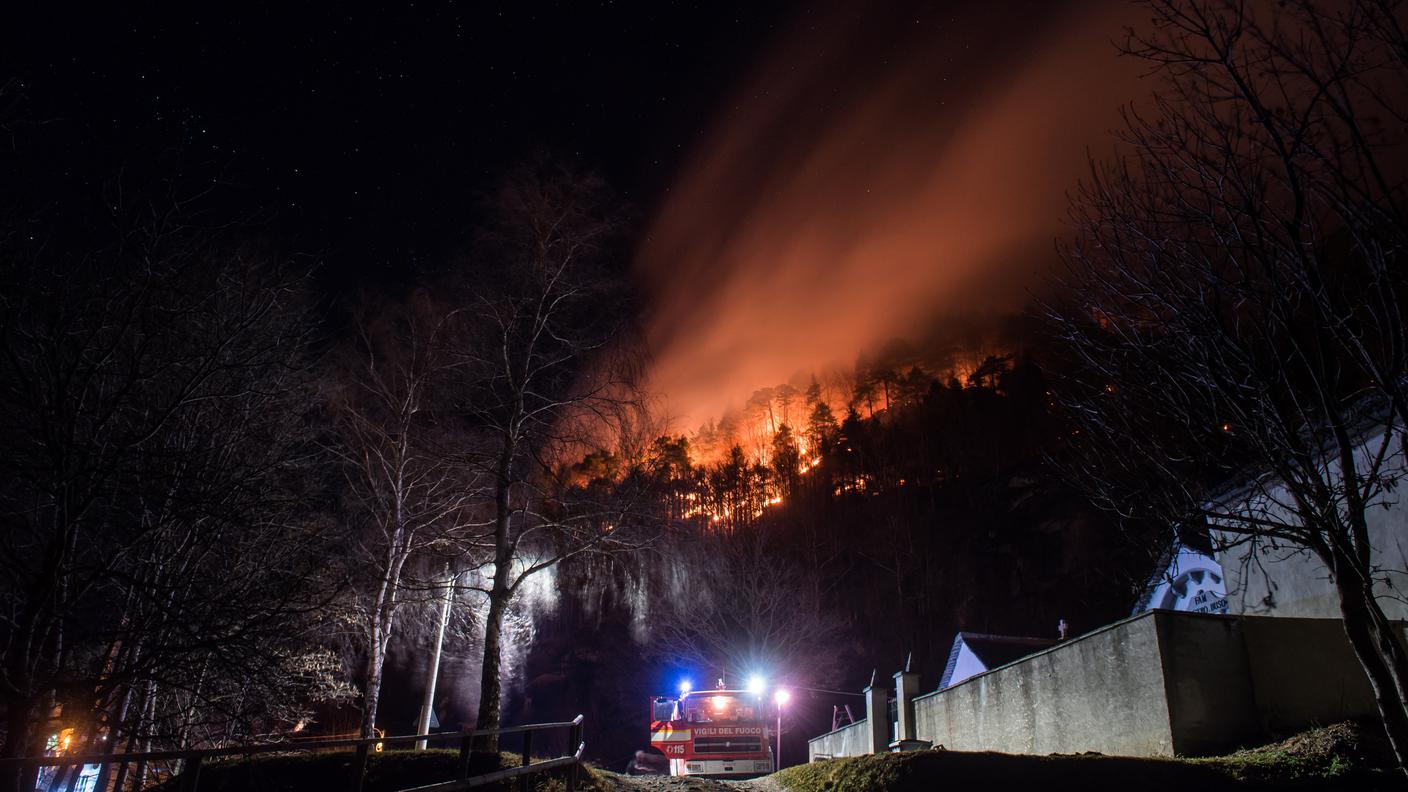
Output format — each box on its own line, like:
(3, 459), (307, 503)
(1212, 425), (1408, 621)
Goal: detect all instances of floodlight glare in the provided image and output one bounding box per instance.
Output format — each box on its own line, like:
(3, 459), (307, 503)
(774, 688), (791, 706)
(747, 674), (766, 696)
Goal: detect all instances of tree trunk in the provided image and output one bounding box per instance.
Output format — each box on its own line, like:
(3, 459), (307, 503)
(361, 554), (403, 739)
(475, 445), (516, 753)
(472, 592), (509, 752)
(92, 642), (140, 792)
(1333, 557), (1408, 777)
(361, 620), (387, 739)
(132, 679), (158, 791)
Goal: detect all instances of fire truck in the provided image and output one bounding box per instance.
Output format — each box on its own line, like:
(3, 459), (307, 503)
(647, 684), (773, 777)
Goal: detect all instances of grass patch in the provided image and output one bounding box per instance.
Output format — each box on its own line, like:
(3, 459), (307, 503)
(775, 722), (1405, 792)
(776, 750), (1242, 792)
(1192, 721), (1397, 784)
(157, 748), (611, 792)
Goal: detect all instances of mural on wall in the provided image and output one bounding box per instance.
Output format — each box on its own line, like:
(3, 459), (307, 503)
(1136, 544), (1229, 615)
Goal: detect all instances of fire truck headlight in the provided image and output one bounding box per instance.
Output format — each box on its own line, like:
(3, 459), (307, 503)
(747, 675), (766, 696)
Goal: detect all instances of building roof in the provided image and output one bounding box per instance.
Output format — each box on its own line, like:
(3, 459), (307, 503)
(939, 632), (1060, 689)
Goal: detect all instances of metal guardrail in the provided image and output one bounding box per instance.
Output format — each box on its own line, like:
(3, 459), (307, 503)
(0, 714), (587, 792)
(396, 739), (586, 792)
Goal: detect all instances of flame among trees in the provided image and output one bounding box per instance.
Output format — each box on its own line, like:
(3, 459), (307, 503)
(661, 344), (1024, 530)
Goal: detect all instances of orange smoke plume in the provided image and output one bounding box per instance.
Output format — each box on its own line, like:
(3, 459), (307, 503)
(638, 1), (1144, 429)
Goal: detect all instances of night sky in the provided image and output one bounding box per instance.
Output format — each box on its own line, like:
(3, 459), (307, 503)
(4, 2), (794, 284)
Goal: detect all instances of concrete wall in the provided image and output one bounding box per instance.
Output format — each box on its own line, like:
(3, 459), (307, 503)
(913, 612), (1175, 756)
(807, 719), (868, 761)
(1237, 615), (1403, 734)
(1156, 613), (1399, 751)
(810, 611), (1405, 761)
(1153, 612), (1259, 756)
(906, 611), (1399, 758)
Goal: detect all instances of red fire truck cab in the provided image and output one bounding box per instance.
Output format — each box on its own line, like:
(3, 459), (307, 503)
(649, 688), (773, 777)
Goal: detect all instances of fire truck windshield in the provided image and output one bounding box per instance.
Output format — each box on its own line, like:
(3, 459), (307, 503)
(682, 693), (759, 723)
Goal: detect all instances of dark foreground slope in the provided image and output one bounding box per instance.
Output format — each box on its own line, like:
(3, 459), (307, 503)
(773, 722), (1405, 792)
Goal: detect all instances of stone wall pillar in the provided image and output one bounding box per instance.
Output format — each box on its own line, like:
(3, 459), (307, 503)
(893, 670), (921, 742)
(863, 683), (887, 754)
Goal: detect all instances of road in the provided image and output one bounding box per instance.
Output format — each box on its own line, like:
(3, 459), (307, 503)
(596, 772), (786, 792)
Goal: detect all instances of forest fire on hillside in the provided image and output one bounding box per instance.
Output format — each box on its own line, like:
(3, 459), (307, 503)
(665, 364), (958, 525)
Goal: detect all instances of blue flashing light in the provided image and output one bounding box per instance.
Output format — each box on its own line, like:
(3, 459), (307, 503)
(679, 679), (693, 695)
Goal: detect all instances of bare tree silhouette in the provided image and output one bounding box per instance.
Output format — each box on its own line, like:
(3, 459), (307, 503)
(1047, 0), (1408, 772)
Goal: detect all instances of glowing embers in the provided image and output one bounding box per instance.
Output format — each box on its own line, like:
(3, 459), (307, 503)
(679, 489), (787, 526)
(833, 473), (876, 496)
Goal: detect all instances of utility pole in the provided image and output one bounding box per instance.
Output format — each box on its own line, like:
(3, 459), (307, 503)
(773, 689), (790, 771)
(776, 707), (782, 770)
(416, 565), (456, 750)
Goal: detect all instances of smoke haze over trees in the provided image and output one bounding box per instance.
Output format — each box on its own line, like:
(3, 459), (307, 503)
(637, 0), (1147, 429)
